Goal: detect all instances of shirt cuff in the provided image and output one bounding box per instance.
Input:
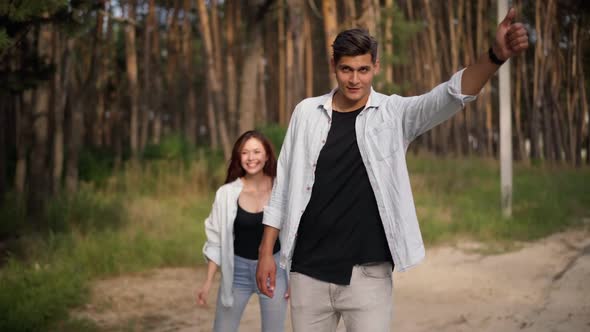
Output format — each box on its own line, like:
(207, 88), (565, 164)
(262, 205), (282, 230)
(203, 244), (221, 265)
(448, 68), (478, 106)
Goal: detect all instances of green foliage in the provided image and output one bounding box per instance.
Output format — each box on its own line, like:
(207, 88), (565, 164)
(0, 258), (88, 332)
(376, 3), (423, 95)
(409, 156), (590, 245)
(143, 134), (196, 162)
(257, 123), (288, 154)
(0, 0), (67, 52)
(0, 193), (27, 239)
(0, 0), (67, 21)
(78, 148), (116, 184)
(43, 187), (125, 234)
(0, 29), (9, 49)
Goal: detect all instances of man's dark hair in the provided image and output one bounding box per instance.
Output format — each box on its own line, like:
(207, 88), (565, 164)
(331, 28), (378, 64)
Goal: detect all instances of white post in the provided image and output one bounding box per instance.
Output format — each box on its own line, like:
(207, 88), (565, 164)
(498, 0), (512, 218)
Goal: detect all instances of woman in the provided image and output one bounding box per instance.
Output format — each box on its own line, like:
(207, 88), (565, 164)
(197, 130), (288, 332)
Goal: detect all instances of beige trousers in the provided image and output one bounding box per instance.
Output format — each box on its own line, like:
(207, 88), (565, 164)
(289, 262), (393, 332)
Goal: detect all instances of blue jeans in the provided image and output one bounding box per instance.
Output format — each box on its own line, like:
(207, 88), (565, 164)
(213, 253), (288, 332)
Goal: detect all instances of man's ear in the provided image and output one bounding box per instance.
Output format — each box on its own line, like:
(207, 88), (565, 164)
(330, 58), (336, 73)
(374, 59), (381, 73)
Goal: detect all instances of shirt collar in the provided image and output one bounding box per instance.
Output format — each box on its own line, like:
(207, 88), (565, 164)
(319, 87), (380, 118)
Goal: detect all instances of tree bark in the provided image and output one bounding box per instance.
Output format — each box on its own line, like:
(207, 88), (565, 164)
(92, 0), (107, 148)
(15, 92), (30, 195)
(359, 0), (378, 36)
(303, 3), (313, 97)
(575, 27), (588, 166)
(224, 0), (238, 136)
(239, 35), (262, 134)
(182, 0), (197, 145)
(51, 27), (68, 194)
(165, 2), (181, 132)
(64, 39), (85, 194)
(149, 0), (162, 145)
(124, 0), (139, 158)
(322, 0), (338, 88)
(29, 22), (52, 217)
(140, 0), (156, 150)
(0, 93), (6, 203)
(196, 0), (230, 158)
(277, 0), (287, 125)
(384, 0), (394, 86)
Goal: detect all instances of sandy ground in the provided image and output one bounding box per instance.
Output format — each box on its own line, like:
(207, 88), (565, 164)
(74, 230), (590, 331)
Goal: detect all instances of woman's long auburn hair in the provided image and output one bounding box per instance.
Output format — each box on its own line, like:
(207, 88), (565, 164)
(224, 130), (277, 184)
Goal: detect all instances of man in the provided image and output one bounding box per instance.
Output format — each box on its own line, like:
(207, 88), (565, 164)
(256, 8), (528, 332)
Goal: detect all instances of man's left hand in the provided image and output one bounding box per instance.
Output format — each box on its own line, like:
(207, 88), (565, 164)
(493, 8), (529, 61)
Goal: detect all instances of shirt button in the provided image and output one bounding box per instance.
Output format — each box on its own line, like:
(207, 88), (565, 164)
(306, 186), (311, 191)
(321, 139), (326, 144)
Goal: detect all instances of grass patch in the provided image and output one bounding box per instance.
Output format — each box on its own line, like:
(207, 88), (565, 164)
(0, 159), (217, 332)
(409, 155), (590, 246)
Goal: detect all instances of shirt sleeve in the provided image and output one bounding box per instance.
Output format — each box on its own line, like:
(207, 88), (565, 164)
(396, 68), (478, 144)
(263, 103), (301, 230)
(202, 189), (223, 265)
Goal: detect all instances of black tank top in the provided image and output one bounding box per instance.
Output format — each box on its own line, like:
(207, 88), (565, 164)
(233, 203), (280, 260)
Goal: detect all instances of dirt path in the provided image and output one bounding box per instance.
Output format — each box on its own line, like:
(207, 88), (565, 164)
(74, 230), (590, 331)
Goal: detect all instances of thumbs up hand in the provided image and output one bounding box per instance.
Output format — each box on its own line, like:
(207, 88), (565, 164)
(493, 8), (529, 61)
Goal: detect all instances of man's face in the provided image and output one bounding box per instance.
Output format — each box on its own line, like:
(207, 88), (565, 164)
(332, 53), (379, 107)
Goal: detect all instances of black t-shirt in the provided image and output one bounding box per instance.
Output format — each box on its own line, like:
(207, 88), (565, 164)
(233, 203), (280, 260)
(291, 106), (393, 285)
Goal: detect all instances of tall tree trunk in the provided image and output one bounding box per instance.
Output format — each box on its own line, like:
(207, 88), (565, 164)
(322, 0), (338, 88)
(239, 35), (263, 134)
(0, 93), (6, 203)
(124, 0), (139, 158)
(182, 0), (197, 145)
(15, 92), (30, 194)
(165, 2), (181, 132)
(514, 54), (527, 163)
(29, 22), (52, 218)
(277, 0), (287, 125)
(258, 53), (268, 124)
(64, 39), (85, 194)
(286, 0), (305, 114)
(540, 0), (556, 162)
(303, 3), (313, 97)
(52, 28), (68, 194)
(531, 0), (545, 160)
(225, 0), (238, 136)
(343, 0), (357, 27)
(92, 0), (107, 148)
(196, 0), (231, 158)
(575, 27), (588, 166)
(140, 0), (156, 150)
(206, 97), (219, 148)
(383, 0), (394, 87)
(359, 0), (378, 36)
(149, 0), (162, 145)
